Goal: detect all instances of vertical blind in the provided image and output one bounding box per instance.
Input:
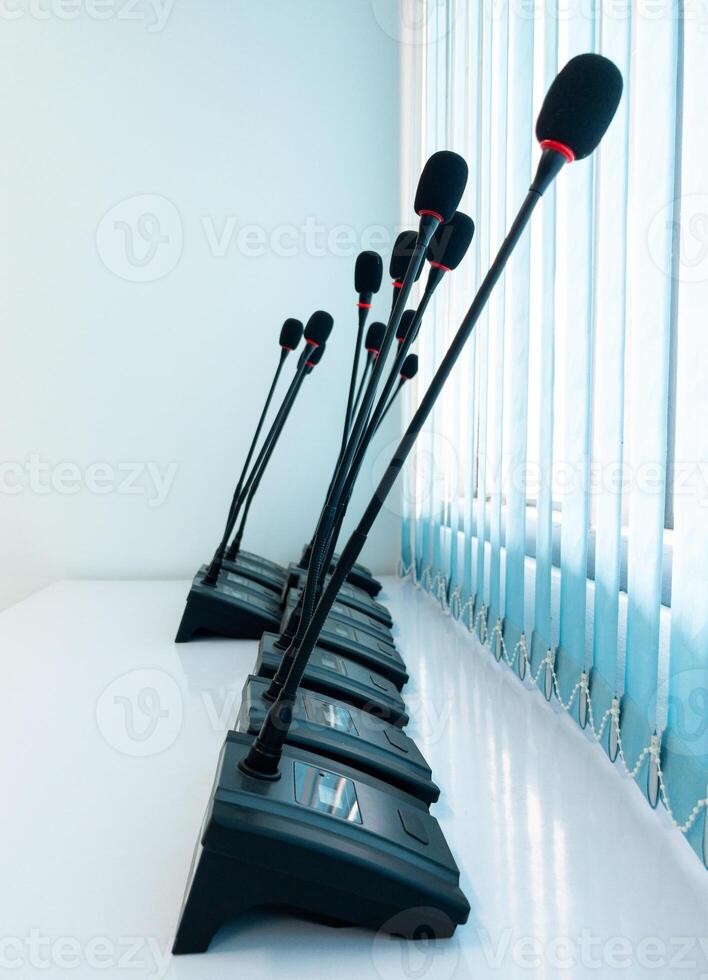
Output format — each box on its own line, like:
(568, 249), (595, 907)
(399, 0), (708, 867)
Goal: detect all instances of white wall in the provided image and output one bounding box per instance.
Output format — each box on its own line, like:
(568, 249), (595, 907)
(0, 0), (404, 609)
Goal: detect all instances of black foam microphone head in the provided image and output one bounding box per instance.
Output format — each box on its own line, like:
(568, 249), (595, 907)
(306, 342), (326, 368)
(355, 251), (384, 294)
(396, 309), (416, 343)
(535, 53), (623, 161)
(304, 310), (334, 347)
(414, 150), (469, 224)
(426, 211), (475, 270)
(400, 353), (418, 381)
(365, 321), (386, 354)
(279, 318), (304, 351)
(390, 231), (422, 283)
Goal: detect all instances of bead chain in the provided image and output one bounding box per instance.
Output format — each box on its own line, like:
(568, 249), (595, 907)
(397, 559), (708, 838)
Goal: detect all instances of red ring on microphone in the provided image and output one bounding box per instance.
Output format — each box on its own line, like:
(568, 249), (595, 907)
(392, 280), (403, 289)
(280, 345), (295, 351)
(429, 260), (452, 272)
(540, 139), (575, 163)
(357, 302), (372, 309)
(305, 338), (319, 347)
(417, 209), (445, 223)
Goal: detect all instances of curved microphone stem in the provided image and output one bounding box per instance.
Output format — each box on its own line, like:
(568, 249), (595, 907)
(246, 171), (560, 775)
(309, 372), (408, 596)
(341, 304), (370, 451)
(204, 355), (309, 584)
(308, 269), (441, 607)
(226, 364), (312, 561)
(374, 380), (404, 434)
(266, 213), (439, 690)
(217, 348), (288, 550)
(349, 355), (373, 427)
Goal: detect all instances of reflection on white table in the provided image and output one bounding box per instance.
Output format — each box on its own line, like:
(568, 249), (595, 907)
(0, 577), (706, 979)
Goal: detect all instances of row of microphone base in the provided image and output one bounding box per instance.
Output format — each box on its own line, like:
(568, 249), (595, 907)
(172, 552), (470, 953)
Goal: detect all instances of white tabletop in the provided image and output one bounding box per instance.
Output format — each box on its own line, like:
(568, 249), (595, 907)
(1, 576), (706, 979)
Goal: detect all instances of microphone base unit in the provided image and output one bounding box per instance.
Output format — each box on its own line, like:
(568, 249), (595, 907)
(256, 632), (409, 726)
(237, 675), (440, 805)
(285, 588), (396, 645)
(172, 732), (468, 955)
(284, 563), (393, 628)
(225, 552), (394, 627)
(175, 571), (281, 643)
(220, 554), (285, 594)
(177, 570), (407, 688)
(276, 602), (408, 690)
(175, 573), (280, 643)
(299, 542), (382, 597)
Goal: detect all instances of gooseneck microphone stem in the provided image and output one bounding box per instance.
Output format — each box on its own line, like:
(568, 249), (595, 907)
(267, 213), (439, 690)
(351, 271), (437, 484)
(375, 380), (404, 434)
(204, 354), (310, 584)
(247, 164), (564, 775)
(341, 304), (370, 451)
(226, 365), (310, 561)
(350, 354), (373, 427)
(217, 348), (288, 557)
(312, 271), (440, 599)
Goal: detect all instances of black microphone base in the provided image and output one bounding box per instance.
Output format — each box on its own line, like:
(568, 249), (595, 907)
(284, 564), (393, 628)
(220, 554), (285, 594)
(299, 542), (382, 596)
(172, 732), (468, 954)
(237, 675), (439, 805)
(175, 573), (281, 643)
(284, 588), (395, 645)
(256, 632), (409, 726)
(177, 571), (406, 689)
(277, 603), (408, 690)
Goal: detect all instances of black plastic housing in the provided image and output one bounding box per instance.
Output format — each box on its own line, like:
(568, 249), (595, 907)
(284, 564), (391, 624)
(237, 675), (440, 805)
(256, 632), (408, 726)
(172, 733), (468, 954)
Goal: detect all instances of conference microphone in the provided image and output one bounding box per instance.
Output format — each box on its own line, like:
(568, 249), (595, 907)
(350, 321), (386, 423)
(361, 211), (475, 447)
(395, 309), (416, 345)
(374, 353), (418, 434)
(308, 211), (475, 602)
(204, 311), (333, 584)
(228, 343), (328, 561)
(216, 318), (303, 556)
(389, 231), (421, 310)
(243, 53), (623, 777)
(274, 150), (468, 669)
(342, 252), (384, 447)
